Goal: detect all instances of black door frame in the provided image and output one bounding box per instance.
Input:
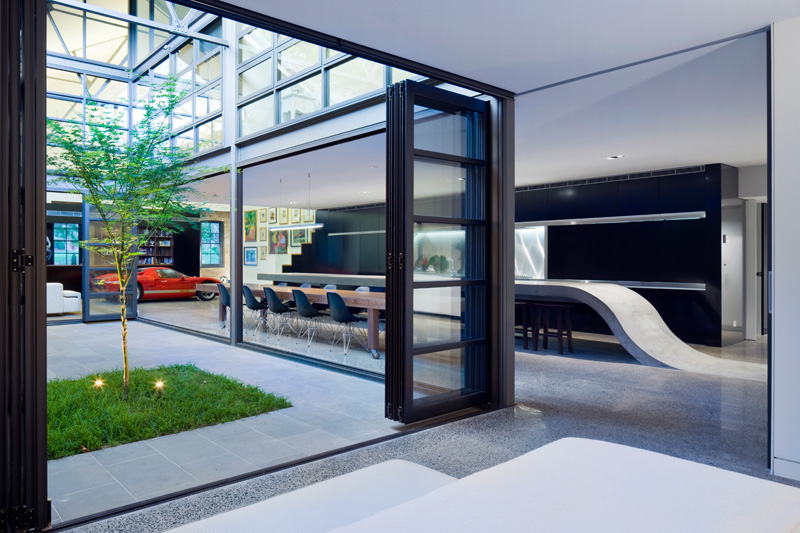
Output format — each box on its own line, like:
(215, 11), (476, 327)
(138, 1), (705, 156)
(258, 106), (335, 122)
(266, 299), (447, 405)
(1, 0), (51, 530)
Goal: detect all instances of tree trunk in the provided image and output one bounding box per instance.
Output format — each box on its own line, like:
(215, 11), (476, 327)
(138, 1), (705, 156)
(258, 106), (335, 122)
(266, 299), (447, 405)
(120, 289), (129, 399)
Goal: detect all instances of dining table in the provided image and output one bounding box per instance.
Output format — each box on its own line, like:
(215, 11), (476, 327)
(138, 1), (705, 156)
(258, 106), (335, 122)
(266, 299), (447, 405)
(196, 283), (386, 354)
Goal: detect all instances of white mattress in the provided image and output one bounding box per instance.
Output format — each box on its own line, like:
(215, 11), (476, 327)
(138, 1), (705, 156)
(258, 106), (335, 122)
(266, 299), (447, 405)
(167, 460), (456, 533)
(333, 438), (800, 533)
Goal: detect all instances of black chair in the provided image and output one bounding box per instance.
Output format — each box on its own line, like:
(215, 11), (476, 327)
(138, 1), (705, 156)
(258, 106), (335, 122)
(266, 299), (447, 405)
(347, 286), (369, 315)
(293, 289), (330, 347)
(277, 282), (296, 309)
(243, 285), (269, 336)
(216, 283), (231, 330)
(313, 283), (336, 313)
(264, 286), (298, 340)
(328, 291), (368, 355)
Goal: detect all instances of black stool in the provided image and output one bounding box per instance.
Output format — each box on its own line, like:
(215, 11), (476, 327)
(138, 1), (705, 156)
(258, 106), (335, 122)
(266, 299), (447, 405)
(515, 301), (535, 349)
(531, 303), (573, 355)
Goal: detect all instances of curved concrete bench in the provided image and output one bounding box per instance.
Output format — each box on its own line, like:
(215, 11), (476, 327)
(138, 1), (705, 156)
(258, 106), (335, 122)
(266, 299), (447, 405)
(516, 280), (765, 381)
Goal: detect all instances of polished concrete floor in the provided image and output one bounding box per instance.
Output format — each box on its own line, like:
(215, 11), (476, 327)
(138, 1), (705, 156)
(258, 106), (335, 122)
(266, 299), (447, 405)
(61, 331), (777, 533)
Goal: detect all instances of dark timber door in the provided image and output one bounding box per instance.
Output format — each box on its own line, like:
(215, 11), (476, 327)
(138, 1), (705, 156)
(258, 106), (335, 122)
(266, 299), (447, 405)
(386, 81), (491, 423)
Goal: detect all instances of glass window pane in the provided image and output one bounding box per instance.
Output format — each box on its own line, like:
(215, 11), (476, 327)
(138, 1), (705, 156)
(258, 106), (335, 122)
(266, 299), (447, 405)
(328, 58), (384, 106)
(175, 42), (194, 72)
(414, 105), (481, 158)
(47, 98), (83, 121)
(279, 74), (321, 123)
(47, 68), (83, 96)
(86, 77), (128, 103)
(195, 53), (221, 88)
(238, 28), (273, 64)
(277, 41), (320, 80)
(413, 222), (485, 281)
(172, 99), (192, 131)
(326, 48), (344, 60)
(238, 94), (275, 136)
(175, 130), (194, 150)
(392, 67), (419, 83)
(85, 14), (129, 65)
(412, 345), (485, 400)
(238, 58), (272, 98)
(412, 285), (485, 346)
(197, 118), (223, 150)
(196, 85), (221, 118)
(414, 158), (485, 219)
(49, 5), (84, 57)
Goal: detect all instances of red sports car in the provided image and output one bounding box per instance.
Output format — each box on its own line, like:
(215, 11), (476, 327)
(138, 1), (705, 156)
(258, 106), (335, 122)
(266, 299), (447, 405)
(94, 267), (221, 302)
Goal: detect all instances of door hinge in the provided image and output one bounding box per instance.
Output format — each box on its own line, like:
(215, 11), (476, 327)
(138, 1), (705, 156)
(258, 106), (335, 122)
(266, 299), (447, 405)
(386, 402), (392, 418)
(0, 508), (5, 530)
(12, 505), (35, 530)
(398, 252), (404, 270)
(397, 405), (404, 423)
(11, 249), (34, 273)
(387, 252), (393, 270)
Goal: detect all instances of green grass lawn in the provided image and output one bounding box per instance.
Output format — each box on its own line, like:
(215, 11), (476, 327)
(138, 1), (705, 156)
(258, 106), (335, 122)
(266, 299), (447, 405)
(47, 364), (291, 460)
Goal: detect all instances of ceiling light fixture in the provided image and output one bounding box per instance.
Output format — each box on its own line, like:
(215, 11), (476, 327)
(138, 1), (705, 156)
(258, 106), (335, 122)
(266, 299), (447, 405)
(606, 154), (625, 160)
(360, 190), (370, 194)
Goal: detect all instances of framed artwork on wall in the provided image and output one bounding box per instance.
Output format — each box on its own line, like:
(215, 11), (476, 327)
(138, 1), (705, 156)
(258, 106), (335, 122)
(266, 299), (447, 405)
(302, 209), (315, 223)
(259, 208), (267, 223)
(244, 246), (258, 265)
(268, 208), (277, 223)
(258, 227), (266, 241)
(279, 208), (288, 224)
(291, 208), (301, 223)
(290, 228), (309, 247)
(259, 246), (267, 260)
(244, 210), (257, 242)
(269, 229), (288, 254)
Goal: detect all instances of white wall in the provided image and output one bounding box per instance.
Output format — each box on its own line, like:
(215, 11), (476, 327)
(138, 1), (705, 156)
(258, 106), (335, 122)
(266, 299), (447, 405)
(739, 165), (768, 200)
(771, 16), (800, 481)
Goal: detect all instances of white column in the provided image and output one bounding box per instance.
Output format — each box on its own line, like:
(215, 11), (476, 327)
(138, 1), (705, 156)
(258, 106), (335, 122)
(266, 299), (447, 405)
(771, 16), (800, 481)
(743, 199), (758, 340)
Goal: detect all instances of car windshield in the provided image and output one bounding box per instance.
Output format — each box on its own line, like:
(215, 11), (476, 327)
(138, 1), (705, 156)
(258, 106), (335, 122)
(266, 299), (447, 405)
(156, 269), (183, 279)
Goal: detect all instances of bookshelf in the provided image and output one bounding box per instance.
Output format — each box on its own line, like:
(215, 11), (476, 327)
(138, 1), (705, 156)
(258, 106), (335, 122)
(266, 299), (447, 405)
(137, 228), (174, 266)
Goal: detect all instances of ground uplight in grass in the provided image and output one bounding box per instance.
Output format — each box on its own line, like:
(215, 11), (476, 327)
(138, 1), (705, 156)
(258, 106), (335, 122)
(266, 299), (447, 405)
(47, 364), (291, 460)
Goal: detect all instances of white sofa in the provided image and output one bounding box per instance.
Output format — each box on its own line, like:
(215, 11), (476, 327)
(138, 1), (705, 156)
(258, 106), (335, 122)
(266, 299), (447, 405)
(170, 438), (800, 533)
(46, 282), (81, 315)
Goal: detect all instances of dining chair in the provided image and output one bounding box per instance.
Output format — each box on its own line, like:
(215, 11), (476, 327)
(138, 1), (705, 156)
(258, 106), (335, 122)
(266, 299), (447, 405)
(313, 284), (337, 313)
(293, 289), (330, 347)
(217, 283), (231, 330)
(347, 285), (369, 315)
(327, 291), (368, 355)
(264, 286), (298, 340)
(243, 285), (270, 336)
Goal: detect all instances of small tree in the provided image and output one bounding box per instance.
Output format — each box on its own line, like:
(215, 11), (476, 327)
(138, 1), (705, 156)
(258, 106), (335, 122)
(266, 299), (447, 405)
(47, 79), (216, 399)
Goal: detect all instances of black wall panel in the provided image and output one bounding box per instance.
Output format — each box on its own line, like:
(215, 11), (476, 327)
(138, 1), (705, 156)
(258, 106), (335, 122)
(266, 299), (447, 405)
(516, 165), (725, 346)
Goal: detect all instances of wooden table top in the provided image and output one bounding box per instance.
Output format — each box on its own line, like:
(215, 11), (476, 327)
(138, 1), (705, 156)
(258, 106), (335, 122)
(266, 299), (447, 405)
(196, 283), (386, 310)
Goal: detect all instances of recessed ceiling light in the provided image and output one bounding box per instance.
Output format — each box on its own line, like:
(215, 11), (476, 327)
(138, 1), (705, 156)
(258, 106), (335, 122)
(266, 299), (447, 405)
(606, 154), (625, 160)
(371, 165), (379, 169)
(288, 201), (298, 205)
(359, 190), (370, 194)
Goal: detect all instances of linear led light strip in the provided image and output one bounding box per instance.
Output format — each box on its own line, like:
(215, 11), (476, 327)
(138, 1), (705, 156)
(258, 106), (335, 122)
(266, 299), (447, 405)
(515, 211), (706, 228)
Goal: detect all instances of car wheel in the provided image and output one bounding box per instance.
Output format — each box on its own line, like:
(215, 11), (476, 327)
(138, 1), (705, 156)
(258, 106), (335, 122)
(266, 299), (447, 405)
(136, 283), (143, 302)
(196, 290), (216, 301)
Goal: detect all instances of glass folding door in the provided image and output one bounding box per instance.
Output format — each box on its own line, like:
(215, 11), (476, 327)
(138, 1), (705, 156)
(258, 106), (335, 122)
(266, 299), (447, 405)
(81, 204), (137, 322)
(386, 81), (490, 423)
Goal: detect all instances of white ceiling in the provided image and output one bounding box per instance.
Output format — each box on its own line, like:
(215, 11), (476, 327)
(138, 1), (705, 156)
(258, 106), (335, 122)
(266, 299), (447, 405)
(211, 0), (782, 202)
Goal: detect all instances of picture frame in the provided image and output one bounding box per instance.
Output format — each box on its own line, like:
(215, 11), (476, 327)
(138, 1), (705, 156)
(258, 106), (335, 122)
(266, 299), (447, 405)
(279, 208), (288, 225)
(243, 210), (257, 242)
(290, 228), (309, 247)
(291, 208), (301, 223)
(258, 227), (267, 241)
(302, 209), (315, 223)
(269, 229), (288, 254)
(243, 246), (258, 265)
(259, 208), (267, 223)
(268, 207), (277, 224)
(259, 246), (267, 260)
